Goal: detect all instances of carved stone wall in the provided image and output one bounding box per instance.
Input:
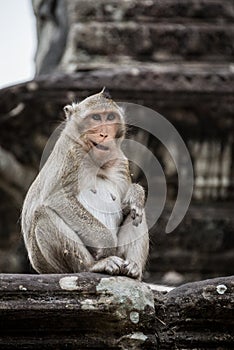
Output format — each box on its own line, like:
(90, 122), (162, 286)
(33, 0), (234, 72)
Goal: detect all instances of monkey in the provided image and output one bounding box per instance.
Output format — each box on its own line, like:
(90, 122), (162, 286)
(21, 88), (149, 280)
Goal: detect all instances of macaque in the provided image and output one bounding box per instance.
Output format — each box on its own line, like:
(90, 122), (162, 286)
(21, 88), (149, 279)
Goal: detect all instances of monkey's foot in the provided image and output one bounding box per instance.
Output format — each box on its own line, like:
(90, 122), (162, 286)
(90, 256), (126, 276)
(121, 260), (141, 279)
(90, 256), (140, 279)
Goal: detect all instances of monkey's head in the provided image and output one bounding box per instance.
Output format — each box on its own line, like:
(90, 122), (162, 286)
(64, 88), (126, 165)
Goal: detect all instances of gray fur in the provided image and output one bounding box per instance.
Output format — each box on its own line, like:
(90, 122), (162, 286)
(21, 91), (149, 279)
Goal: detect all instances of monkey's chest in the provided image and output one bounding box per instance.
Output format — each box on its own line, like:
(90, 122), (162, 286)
(77, 180), (123, 233)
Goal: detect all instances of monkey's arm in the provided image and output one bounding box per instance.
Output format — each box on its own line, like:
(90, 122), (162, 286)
(117, 183), (148, 279)
(117, 212), (149, 280)
(91, 183), (149, 279)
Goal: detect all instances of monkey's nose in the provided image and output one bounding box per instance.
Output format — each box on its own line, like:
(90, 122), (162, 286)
(100, 132), (108, 139)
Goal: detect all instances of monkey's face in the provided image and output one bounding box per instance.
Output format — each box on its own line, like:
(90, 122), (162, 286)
(80, 111), (125, 165)
(64, 90), (126, 165)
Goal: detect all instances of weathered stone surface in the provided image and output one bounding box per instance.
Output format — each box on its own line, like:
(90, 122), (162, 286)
(0, 273), (233, 349)
(60, 22), (234, 68)
(66, 0), (234, 23)
(33, 63), (234, 93)
(0, 273), (157, 349)
(154, 275), (234, 349)
(33, 0), (234, 73)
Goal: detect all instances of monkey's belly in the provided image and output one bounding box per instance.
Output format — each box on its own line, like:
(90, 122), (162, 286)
(77, 182), (123, 235)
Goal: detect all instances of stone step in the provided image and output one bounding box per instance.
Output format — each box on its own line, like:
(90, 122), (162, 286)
(54, 63), (234, 94)
(68, 0), (234, 23)
(63, 22), (234, 64)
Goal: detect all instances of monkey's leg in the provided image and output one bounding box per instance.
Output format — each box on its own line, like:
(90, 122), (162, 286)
(48, 189), (117, 252)
(116, 212), (149, 280)
(29, 206), (94, 273)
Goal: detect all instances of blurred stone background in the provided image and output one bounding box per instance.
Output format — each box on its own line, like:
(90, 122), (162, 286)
(0, 0), (233, 284)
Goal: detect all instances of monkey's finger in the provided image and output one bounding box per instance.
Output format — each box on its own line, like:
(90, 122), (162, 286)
(122, 261), (139, 279)
(123, 259), (130, 267)
(133, 214), (143, 226)
(106, 256), (126, 275)
(122, 261), (130, 269)
(123, 260), (137, 270)
(106, 262), (120, 275)
(120, 260), (130, 275)
(110, 256), (125, 267)
(127, 263), (140, 279)
(131, 208), (136, 220)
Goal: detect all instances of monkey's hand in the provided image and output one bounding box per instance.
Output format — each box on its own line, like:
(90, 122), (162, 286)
(90, 256), (126, 276)
(122, 183), (145, 226)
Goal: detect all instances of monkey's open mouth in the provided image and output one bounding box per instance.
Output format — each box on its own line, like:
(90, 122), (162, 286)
(92, 141), (109, 151)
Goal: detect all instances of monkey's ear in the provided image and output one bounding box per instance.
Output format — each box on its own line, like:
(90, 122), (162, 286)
(63, 105), (74, 120)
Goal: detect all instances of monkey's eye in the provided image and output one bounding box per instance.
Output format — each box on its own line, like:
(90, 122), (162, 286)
(92, 114), (101, 121)
(107, 113), (116, 121)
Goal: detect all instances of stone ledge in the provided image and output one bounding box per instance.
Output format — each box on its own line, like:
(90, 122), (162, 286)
(0, 273), (157, 349)
(28, 63), (234, 93)
(67, 0), (234, 23)
(0, 273), (233, 349)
